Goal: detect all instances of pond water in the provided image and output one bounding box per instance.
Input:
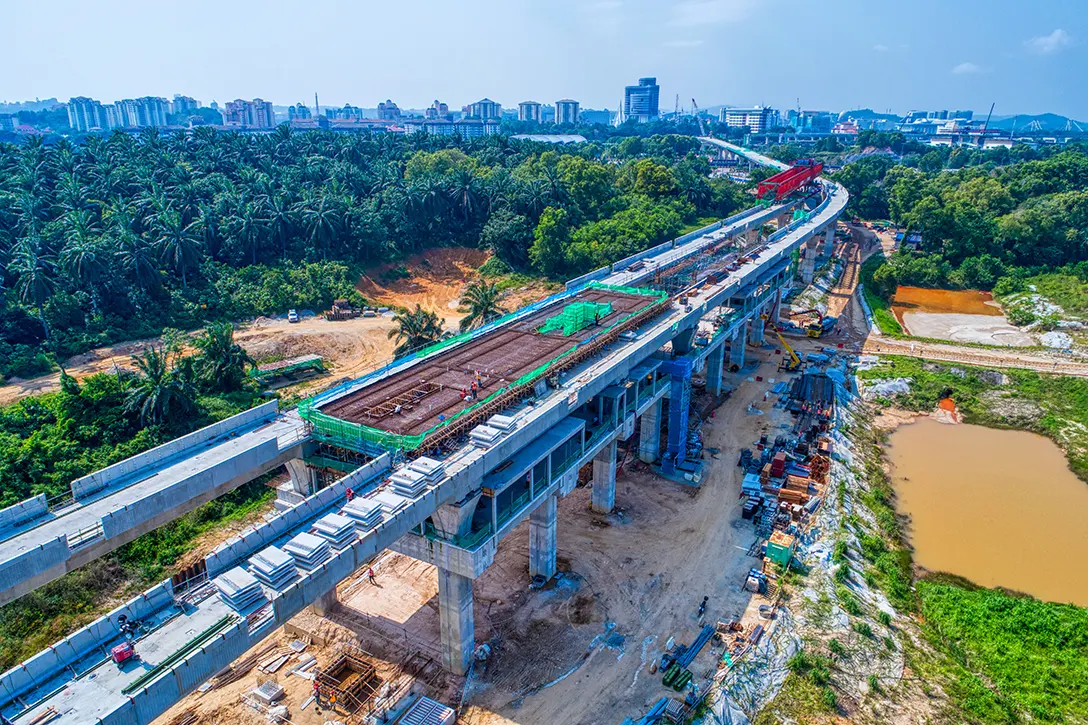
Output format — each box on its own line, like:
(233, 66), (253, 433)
(890, 286), (1003, 317)
(886, 417), (1088, 606)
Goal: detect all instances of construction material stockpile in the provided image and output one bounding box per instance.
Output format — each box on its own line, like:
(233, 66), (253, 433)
(538, 301), (613, 336)
(341, 497), (383, 530)
(249, 546), (298, 590)
(215, 568), (266, 611)
(312, 513), (357, 549)
(283, 532), (331, 571)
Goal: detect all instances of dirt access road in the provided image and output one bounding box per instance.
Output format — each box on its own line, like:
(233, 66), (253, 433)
(0, 248), (554, 407)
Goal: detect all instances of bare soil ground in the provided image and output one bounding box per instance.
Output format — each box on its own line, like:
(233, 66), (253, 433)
(0, 248), (554, 406)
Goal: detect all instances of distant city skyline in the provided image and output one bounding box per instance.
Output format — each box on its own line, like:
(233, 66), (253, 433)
(4, 0), (1086, 118)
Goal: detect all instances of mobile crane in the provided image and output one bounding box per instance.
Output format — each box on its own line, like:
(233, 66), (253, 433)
(761, 315), (802, 372)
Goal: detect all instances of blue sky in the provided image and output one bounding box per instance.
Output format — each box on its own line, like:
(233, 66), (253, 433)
(3, 0), (1084, 117)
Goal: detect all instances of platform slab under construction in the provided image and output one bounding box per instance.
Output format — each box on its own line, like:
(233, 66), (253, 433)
(316, 285), (661, 439)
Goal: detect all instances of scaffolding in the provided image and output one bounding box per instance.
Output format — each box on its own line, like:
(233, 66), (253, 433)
(538, 301), (613, 336)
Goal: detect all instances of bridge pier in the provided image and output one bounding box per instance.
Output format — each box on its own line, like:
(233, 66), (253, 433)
(729, 328), (746, 370)
(660, 358), (693, 475)
(801, 238), (818, 284)
(639, 399), (663, 463)
(822, 226), (836, 259)
(284, 458), (316, 496)
(748, 315), (766, 346)
(745, 228), (759, 247)
(432, 492), (483, 538)
(706, 344), (724, 397)
(591, 440), (618, 513)
(438, 566), (475, 675)
(529, 494), (558, 581)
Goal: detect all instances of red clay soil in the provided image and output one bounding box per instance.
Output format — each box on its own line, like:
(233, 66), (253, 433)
(318, 288), (652, 436)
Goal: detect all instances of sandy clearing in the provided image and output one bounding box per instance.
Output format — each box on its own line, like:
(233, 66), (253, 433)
(900, 311), (1035, 347)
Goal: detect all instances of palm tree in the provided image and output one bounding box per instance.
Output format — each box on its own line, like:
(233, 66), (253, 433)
(448, 169), (480, 223)
(154, 210), (203, 287)
(9, 237), (57, 340)
(115, 230), (159, 290)
(60, 237), (107, 315)
(459, 281), (504, 332)
(192, 321), (254, 392)
(388, 305), (447, 357)
(124, 347), (196, 426)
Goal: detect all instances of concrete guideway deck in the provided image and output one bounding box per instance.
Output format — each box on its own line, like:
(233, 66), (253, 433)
(3, 142), (848, 725)
(0, 407), (307, 606)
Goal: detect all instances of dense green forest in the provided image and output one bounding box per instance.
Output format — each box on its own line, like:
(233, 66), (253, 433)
(826, 135), (1088, 295)
(0, 129), (748, 382)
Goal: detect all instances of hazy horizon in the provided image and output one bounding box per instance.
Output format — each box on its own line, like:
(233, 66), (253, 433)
(4, 0), (1085, 118)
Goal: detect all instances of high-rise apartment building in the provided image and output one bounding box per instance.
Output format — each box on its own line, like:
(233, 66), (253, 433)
(518, 101), (542, 123)
(222, 98), (275, 128)
(288, 103), (312, 120)
(623, 78), (660, 123)
(425, 100), (449, 120)
(67, 97), (113, 131)
(113, 97), (169, 128)
(377, 100), (401, 121)
(468, 98), (501, 120)
(171, 95), (200, 115)
(555, 99), (580, 125)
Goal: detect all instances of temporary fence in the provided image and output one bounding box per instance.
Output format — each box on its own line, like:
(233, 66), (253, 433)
(299, 282), (668, 454)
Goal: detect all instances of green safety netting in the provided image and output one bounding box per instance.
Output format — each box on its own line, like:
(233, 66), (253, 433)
(299, 282), (668, 453)
(538, 301), (613, 336)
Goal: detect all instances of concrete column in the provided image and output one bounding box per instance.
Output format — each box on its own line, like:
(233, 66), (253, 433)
(591, 440), (618, 514)
(772, 288), (784, 324)
(745, 228), (759, 247)
(529, 494), (557, 581)
(801, 239), (818, 284)
(822, 226), (836, 259)
(437, 567), (475, 675)
(672, 327), (695, 356)
(639, 398), (662, 463)
(310, 586), (338, 616)
(777, 213), (790, 230)
(284, 458), (316, 496)
(729, 328), (746, 369)
(706, 344), (724, 397)
(748, 316), (765, 346)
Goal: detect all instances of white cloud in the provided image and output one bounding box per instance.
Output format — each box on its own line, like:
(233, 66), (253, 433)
(952, 61), (982, 74)
(670, 0), (758, 26)
(665, 39), (705, 48)
(872, 44), (889, 52)
(1026, 28), (1072, 55)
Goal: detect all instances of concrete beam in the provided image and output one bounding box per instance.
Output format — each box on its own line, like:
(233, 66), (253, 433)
(310, 585), (338, 616)
(529, 494), (557, 581)
(639, 398), (663, 463)
(591, 440), (618, 514)
(437, 566), (475, 675)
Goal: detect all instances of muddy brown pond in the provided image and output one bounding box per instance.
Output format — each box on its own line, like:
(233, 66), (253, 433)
(885, 417), (1088, 606)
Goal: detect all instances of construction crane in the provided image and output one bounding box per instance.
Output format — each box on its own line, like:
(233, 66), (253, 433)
(768, 322), (802, 371)
(978, 102), (995, 148)
(692, 98), (709, 137)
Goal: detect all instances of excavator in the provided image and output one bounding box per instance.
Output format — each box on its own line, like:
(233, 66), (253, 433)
(786, 309), (837, 338)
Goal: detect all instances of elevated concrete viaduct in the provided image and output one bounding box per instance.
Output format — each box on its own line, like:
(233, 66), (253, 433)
(1, 140), (847, 724)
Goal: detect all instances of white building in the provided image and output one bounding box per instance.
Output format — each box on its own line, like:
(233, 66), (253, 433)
(518, 101), (542, 123)
(719, 106), (779, 132)
(222, 98), (276, 128)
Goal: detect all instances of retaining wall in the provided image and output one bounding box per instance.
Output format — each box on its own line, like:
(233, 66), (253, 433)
(0, 494), (48, 531)
(71, 401), (279, 500)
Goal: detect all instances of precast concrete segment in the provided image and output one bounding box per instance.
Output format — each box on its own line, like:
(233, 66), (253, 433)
(529, 494), (558, 581)
(639, 399), (663, 463)
(591, 440), (618, 514)
(437, 566), (475, 675)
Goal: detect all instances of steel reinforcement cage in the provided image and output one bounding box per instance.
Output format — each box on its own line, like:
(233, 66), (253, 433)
(298, 283), (668, 454)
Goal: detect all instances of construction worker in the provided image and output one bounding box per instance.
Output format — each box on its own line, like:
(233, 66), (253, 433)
(698, 596), (708, 618)
(367, 567), (377, 585)
(345, 487), (355, 502)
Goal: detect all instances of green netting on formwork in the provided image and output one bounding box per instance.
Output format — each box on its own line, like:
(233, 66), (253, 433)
(538, 301), (613, 336)
(299, 281), (670, 453)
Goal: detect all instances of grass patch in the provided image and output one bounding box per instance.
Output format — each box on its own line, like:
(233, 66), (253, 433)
(917, 580), (1088, 723)
(858, 354), (1088, 481)
(0, 478), (273, 670)
(859, 252), (904, 335)
(753, 653), (839, 724)
(677, 215), (722, 236)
